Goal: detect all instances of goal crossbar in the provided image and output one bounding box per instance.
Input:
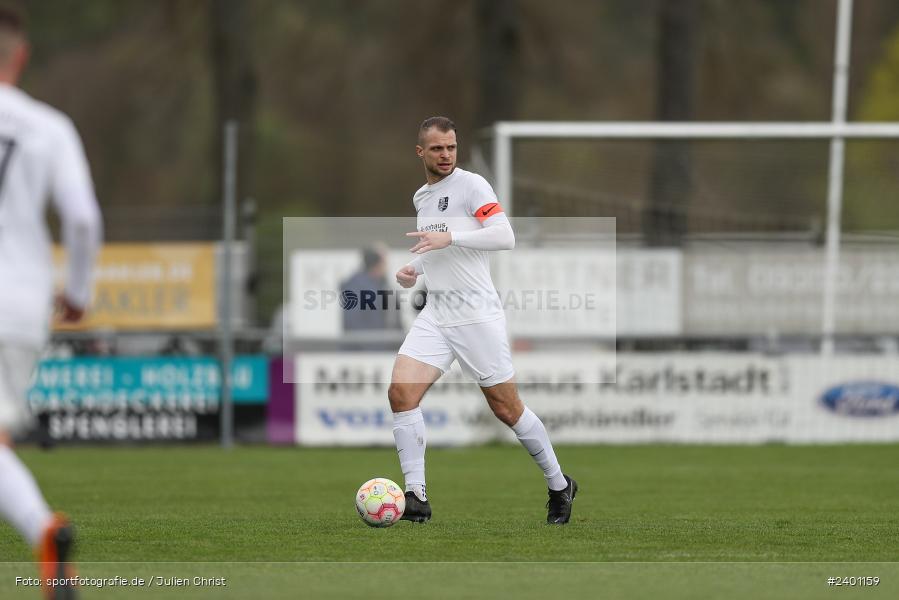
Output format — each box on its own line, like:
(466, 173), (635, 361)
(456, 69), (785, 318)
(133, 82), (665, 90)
(491, 121), (899, 218)
(493, 121), (899, 140)
(490, 119), (899, 355)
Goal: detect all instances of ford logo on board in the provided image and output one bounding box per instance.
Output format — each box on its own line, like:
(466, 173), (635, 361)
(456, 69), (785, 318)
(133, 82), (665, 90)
(820, 382), (899, 417)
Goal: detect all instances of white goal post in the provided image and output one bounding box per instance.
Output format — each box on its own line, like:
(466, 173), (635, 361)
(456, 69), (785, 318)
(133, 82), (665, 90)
(492, 122), (899, 220)
(489, 0), (899, 355)
(491, 121), (899, 354)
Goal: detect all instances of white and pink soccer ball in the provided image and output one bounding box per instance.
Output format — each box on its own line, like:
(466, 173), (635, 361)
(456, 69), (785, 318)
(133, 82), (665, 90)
(355, 478), (405, 527)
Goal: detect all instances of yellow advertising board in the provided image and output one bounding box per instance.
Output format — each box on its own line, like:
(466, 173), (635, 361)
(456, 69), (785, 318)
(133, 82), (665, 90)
(53, 243), (217, 330)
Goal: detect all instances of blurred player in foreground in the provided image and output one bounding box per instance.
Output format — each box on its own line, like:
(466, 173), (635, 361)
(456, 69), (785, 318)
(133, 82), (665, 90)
(0, 5), (102, 598)
(391, 117), (577, 524)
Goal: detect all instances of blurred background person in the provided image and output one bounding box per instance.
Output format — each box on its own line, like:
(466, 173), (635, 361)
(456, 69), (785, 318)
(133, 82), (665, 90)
(340, 244), (404, 351)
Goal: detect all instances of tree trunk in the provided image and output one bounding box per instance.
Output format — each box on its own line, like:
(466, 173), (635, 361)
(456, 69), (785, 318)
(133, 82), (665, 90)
(210, 0), (258, 236)
(475, 0), (521, 132)
(645, 0), (697, 246)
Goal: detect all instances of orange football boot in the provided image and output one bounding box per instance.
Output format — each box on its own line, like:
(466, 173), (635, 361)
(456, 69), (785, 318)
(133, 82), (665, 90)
(36, 513), (77, 599)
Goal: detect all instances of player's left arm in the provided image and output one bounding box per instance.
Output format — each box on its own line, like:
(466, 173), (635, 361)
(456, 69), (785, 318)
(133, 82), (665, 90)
(450, 175), (514, 251)
(449, 205), (514, 250)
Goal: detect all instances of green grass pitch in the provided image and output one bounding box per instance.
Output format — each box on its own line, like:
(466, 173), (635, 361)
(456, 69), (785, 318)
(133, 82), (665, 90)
(0, 444), (897, 599)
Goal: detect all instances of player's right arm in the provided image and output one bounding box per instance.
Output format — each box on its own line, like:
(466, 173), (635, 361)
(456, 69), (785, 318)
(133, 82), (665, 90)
(51, 117), (102, 322)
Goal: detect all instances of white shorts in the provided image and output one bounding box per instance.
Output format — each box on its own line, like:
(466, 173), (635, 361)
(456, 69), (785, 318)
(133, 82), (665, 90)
(398, 312), (514, 387)
(0, 343), (39, 434)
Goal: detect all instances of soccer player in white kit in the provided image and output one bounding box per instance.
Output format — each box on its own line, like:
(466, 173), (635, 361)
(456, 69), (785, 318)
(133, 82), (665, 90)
(0, 7), (102, 597)
(391, 117), (577, 524)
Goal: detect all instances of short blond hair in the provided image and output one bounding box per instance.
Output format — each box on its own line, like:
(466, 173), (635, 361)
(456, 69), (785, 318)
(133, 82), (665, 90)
(418, 116), (456, 146)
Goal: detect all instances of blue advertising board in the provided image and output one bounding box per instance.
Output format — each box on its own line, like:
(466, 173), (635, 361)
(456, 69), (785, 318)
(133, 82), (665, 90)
(25, 355), (270, 442)
(27, 355), (270, 410)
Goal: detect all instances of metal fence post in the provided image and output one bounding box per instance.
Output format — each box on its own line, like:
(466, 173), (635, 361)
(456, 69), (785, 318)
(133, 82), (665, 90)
(220, 121), (238, 448)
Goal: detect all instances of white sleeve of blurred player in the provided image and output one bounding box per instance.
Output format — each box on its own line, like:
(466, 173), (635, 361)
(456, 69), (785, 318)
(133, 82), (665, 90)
(51, 117), (102, 309)
(450, 173), (514, 251)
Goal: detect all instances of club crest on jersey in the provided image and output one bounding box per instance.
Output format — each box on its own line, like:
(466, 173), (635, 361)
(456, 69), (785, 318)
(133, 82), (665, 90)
(438, 196), (449, 211)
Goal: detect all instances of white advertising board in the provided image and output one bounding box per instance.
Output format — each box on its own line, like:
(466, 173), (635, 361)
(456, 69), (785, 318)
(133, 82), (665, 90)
(684, 249), (899, 335)
(294, 353), (899, 445)
(290, 248), (681, 339)
(616, 250), (681, 336)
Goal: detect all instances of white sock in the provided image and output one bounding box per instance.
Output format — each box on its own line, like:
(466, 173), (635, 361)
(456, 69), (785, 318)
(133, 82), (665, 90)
(0, 446), (53, 547)
(393, 408), (427, 501)
(512, 407), (567, 491)
(406, 483), (427, 502)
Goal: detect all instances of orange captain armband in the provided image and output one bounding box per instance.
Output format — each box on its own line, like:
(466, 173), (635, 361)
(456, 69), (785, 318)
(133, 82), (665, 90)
(474, 202), (504, 223)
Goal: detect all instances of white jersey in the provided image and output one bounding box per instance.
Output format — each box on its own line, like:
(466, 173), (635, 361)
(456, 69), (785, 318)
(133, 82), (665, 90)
(0, 84), (102, 348)
(413, 167), (508, 326)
